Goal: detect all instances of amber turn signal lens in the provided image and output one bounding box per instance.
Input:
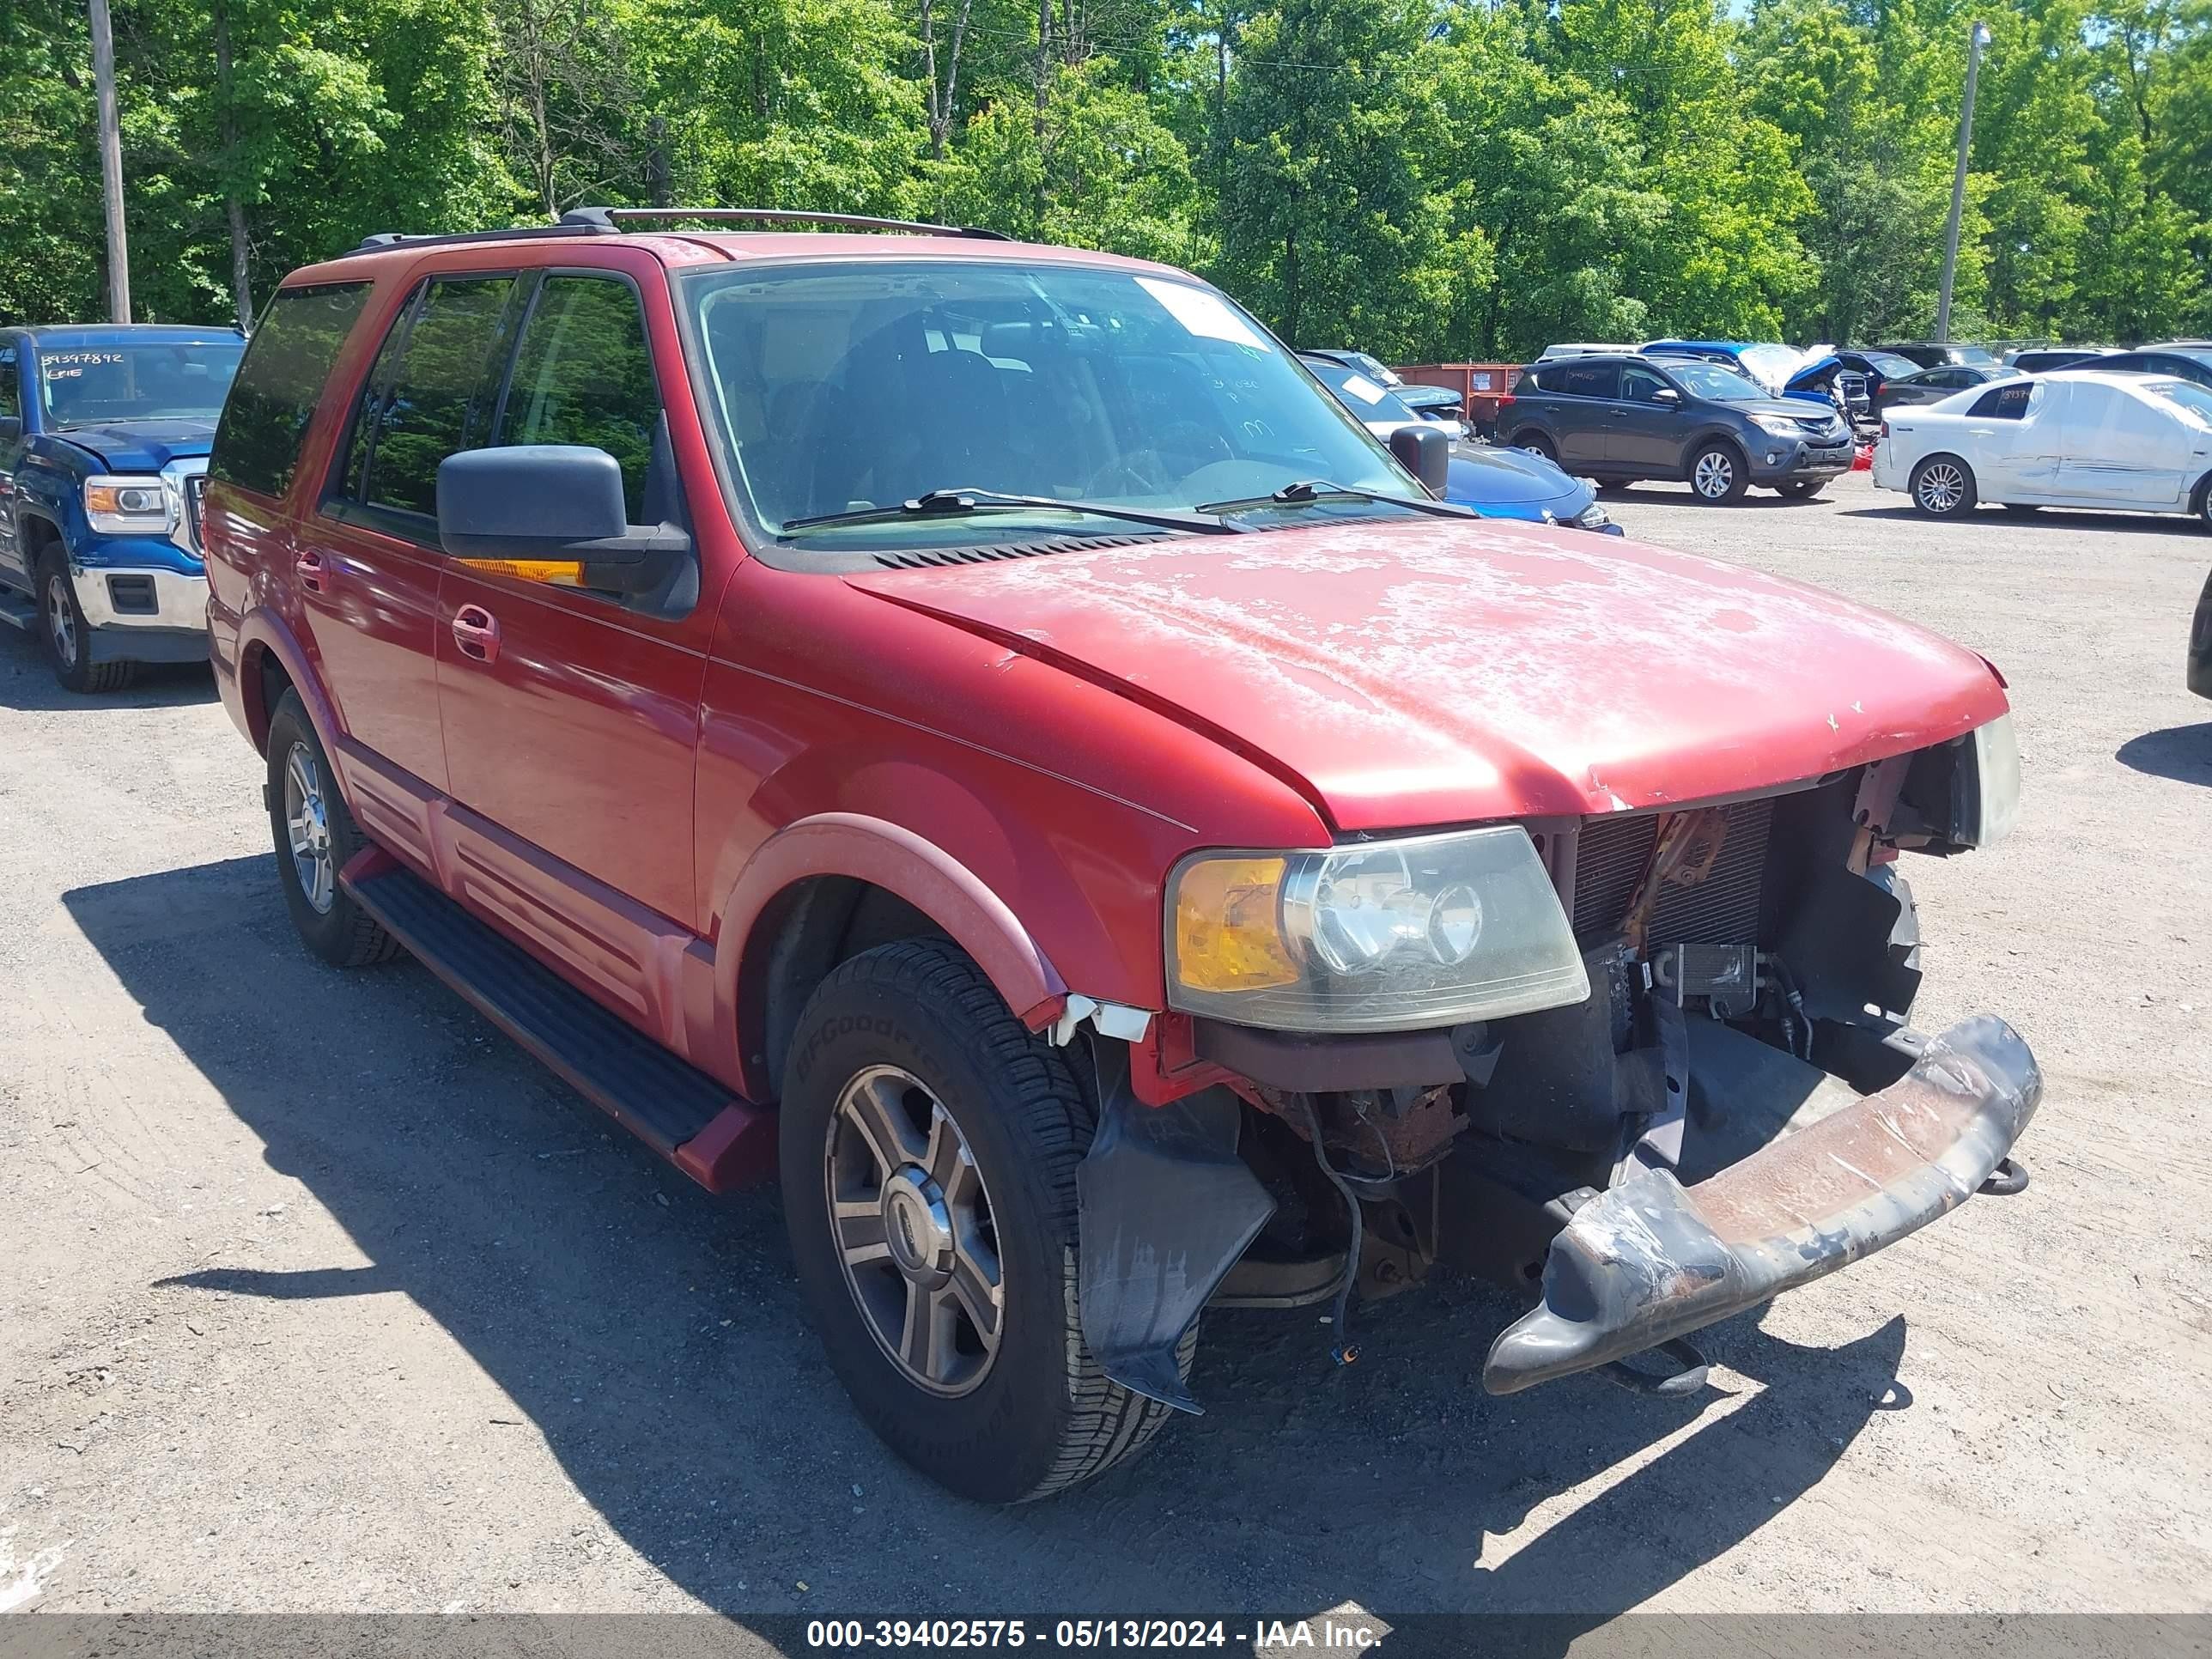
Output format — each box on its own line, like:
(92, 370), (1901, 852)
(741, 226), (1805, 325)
(1172, 856), (1298, 993)
(455, 557), (584, 587)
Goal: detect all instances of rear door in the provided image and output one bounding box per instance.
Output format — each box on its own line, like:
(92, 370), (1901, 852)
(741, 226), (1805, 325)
(1959, 378), (2057, 497)
(434, 264), (711, 937)
(302, 269), (524, 798)
(0, 337), (25, 583)
(1545, 360), (1617, 468)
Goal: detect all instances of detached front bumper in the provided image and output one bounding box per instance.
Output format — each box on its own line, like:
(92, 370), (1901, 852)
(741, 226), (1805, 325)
(1483, 1014), (2040, 1395)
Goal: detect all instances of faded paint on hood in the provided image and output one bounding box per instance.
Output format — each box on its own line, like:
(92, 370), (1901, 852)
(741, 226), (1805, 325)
(846, 517), (2008, 832)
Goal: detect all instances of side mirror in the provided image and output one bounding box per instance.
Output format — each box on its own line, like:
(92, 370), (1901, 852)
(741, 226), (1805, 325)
(1389, 422), (1451, 497)
(1651, 387), (1682, 406)
(437, 445), (689, 594)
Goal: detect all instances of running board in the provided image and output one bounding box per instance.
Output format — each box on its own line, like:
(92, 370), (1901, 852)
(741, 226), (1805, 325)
(341, 851), (774, 1192)
(0, 586), (37, 633)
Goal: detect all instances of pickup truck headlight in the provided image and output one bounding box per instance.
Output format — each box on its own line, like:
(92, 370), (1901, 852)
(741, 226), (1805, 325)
(1952, 713), (2021, 847)
(1165, 827), (1591, 1032)
(85, 475), (168, 534)
(1749, 413), (1805, 437)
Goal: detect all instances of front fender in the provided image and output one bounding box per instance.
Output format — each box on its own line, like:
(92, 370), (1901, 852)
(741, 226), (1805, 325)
(714, 813), (1067, 1101)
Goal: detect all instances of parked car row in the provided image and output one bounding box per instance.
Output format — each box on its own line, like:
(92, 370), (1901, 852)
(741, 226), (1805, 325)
(6, 210), (2052, 1508)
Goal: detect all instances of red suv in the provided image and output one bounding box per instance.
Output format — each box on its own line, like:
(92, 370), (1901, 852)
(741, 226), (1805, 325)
(204, 209), (2040, 1503)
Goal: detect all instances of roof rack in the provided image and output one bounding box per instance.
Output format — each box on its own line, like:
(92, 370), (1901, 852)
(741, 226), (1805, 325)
(352, 205), (1012, 253)
(567, 206), (1012, 240)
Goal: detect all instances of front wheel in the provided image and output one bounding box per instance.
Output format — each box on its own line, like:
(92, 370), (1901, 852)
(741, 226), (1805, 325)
(781, 939), (1188, 1503)
(1778, 479), (1824, 499)
(36, 553), (135, 694)
(1689, 443), (1747, 504)
(265, 690), (401, 968)
(1910, 454), (1978, 517)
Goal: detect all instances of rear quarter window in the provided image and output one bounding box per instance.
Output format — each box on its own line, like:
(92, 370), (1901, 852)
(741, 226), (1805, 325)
(210, 283), (374, 498)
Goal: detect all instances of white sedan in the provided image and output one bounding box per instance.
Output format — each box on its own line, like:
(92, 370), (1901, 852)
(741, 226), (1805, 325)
(1874, 369), (2212, 528)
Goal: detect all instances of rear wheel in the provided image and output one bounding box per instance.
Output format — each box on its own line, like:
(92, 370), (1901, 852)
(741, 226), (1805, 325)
(1689, 442), (1747, 504)
(1512, 431), (1558, 465)
(781, 939), (1188, 1503)
(265, 690), (401, 969)
(36, 552), (135, 694)
(1909, 454), (1977, 517)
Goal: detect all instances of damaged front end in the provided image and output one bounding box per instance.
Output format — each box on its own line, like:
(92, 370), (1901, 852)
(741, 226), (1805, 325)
(1076, 718), (2039, 1407)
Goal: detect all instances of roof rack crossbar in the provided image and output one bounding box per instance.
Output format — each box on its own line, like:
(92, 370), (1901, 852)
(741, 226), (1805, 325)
(565, 206), (1012, 240)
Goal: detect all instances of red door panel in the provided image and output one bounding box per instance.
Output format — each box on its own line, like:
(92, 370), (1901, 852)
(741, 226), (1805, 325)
(291, 510), (448, 793)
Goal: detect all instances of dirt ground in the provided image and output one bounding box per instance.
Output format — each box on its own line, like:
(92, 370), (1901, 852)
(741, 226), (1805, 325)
(3, 470), (2209, 1629)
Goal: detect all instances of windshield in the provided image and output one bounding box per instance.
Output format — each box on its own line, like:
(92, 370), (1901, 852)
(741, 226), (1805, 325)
(2147, 380), (2212, 423)
(1664, 361), (1767, 402)
(1863, 352), (1920, 379)
(681, 261), (1405, 544)
(35, 339), (245, 425)
(1953, 345), (1997, 365)
(1303, 359), (1422, 425)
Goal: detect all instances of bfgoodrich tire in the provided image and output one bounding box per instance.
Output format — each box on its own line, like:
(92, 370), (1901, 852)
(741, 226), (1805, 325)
(1910, 454), (1978, 517)
(265, 690), (401, 969)
(781, 939), (1188, 1503)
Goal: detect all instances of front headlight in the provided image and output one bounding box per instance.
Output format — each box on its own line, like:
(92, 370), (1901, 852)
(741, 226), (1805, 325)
(1166, 827), (1591, 1033)
(1953, 713), (2021, 847)
(1749, 413), (1803, 437)
(1572, 500), (1611, 529)
(84, 475), (167, 534)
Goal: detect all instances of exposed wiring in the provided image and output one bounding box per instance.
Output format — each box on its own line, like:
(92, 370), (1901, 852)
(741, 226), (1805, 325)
(1293, 1094), (1364, 1366)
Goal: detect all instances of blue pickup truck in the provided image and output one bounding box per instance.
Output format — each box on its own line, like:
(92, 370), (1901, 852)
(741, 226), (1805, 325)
(0, 324), (246, 690)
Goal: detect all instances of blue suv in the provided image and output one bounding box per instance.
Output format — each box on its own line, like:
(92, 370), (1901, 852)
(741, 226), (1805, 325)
(0, 324), (246, 690)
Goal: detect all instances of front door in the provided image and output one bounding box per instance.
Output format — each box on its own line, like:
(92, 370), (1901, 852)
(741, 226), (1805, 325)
(300, 270), (525, 796)
(2055, 380), (2201, 505)
(1605, 363), (1684, 471)
(434, 269), (711, 936)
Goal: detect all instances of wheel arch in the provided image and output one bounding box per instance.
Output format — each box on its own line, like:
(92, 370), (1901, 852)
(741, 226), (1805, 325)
(234, 609), (340, 760)
(716, 814), (1068, 1103)
(2189, 468), (2212, 517)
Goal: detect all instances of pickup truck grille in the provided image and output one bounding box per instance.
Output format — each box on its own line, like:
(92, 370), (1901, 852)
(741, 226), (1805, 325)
(1569, 797), (1775, 945)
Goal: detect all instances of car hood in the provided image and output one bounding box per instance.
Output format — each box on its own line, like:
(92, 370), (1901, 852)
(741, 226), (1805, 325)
(845, 518), (2008, 831)
(1737, 397), (1838, 423)
(52, 420), (216, 472)
(1445, 444), (1584, 507)
(1784, 355), (1843, 392)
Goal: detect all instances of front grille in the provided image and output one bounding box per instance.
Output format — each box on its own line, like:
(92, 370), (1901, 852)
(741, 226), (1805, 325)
(1569, 796), (1774, 945)
(184, 474), (209, 551)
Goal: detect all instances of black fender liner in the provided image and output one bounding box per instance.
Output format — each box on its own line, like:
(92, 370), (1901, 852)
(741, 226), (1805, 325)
(1076, 1042), (1275, 1414)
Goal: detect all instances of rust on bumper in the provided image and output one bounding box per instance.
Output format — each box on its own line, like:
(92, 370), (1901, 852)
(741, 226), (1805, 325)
(1483, 1013), (2040, 1395)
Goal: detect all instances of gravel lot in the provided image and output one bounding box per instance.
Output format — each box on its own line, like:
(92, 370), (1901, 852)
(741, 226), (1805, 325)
(3, 471), (2209, 1629)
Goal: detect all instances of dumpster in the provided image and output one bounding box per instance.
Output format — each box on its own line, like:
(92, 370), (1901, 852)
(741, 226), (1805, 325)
(1397, 362), (1526, 440)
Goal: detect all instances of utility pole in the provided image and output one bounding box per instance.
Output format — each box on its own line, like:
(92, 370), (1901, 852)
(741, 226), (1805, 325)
(89, 0), (131, 322)
(1935, 19), (1990, 344)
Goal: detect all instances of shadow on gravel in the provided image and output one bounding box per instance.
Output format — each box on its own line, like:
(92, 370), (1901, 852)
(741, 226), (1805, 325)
(1597, 485), (1824, 508)
(2117, 723), (2212, 787)
(0, 625), (216, 711)
(1838, 503), (2208, 535)
(71, 854), (1902, 1632)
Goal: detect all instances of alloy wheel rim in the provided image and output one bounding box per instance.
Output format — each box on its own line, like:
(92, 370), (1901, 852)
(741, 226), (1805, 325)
(1694, 453), (1733, 498)
(283, 742), (337, 915)
(45, 574), (76, 668)
(825, 1064), (1003, 1397)
(1919, 464), (1965, 512)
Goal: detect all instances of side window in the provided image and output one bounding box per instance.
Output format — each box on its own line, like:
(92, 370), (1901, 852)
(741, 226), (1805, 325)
(1620, 367), (1669, 404)
(355, 275), (518, 522)
(1967, 380), (2036, 420)
(208, 283), (372, 497)
(494, 275), (663, 521)
(0, 346), (18, 428)
(1557, 362), (1619, 400)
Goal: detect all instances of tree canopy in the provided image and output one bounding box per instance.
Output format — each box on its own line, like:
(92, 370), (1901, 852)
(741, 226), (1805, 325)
(3, 0), (2207, 352)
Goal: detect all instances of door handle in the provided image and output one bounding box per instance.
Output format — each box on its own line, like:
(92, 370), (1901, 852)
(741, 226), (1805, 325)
(295, 550), (325, 592)
(451, 604), (501, 665)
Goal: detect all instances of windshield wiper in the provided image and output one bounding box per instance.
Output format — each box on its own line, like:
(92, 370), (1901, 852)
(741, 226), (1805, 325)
(1199, 480), (1480, 521)
(781, 487), (1244, 536)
